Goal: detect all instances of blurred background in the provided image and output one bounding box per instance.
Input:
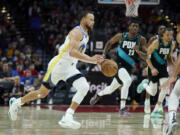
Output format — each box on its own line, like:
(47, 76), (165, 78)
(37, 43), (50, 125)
(0, 0), (179, 105)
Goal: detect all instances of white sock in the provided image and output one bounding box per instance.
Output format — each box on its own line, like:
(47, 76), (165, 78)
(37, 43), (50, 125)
(169, 111), (176, 124)
(15, 98), (23, 106)
(121, 100), (126, 109)
(66, 108), (75, 116)
(145, 98), (150, 105)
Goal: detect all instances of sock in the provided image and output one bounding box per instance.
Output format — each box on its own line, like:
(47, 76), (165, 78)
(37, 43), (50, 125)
(169, 111), (176, 124)
(121, 100), (126, 110)
(66, 108), (75, 116)
(15, 98), (24, 106)
(145, 98), (150, 105)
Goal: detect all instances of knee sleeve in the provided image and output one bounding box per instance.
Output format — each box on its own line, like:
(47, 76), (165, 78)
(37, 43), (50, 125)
(168, 91), (179, 111)
(147, 82), (157, 96)
(157, 78), (169, 102)
(98, 78), (121, 96)
(173, 80), (180, 98)
(118, 68), (132, 99)
(72, 77), (89, 104)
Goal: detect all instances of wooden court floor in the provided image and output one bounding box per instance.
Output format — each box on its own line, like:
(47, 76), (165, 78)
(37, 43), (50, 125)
(0, 105), (179, 135)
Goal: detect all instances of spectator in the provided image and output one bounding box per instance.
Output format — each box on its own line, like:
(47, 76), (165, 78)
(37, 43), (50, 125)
(29, 63), (38, 76)
(20, 69), (35, 93)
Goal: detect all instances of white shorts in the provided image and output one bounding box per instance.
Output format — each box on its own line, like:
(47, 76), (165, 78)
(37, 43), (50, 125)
(43, 56), (80, 85)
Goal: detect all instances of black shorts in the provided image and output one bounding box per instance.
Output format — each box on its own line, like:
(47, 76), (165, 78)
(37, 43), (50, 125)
(148, 66), (168, 83)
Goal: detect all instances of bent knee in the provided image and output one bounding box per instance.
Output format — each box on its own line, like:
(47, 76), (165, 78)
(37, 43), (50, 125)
(124, 78), (132, 86)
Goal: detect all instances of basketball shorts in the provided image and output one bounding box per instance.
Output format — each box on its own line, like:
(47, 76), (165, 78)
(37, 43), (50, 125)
(148, 65), (168, 83)
(42, 56), (81, 89)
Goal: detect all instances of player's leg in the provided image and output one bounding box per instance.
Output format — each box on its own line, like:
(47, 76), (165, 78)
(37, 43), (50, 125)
(144, 92), (151, 114)
(8, 84), (50, 121)
(166, 79), (180, 135)
(137, 67), (158, 96)
(90, 68), (122, 105)
(90, 78), (121, 105)
(152, 78), (168, 117)
(59, 76), (89, 129)
(118, 68), (132, 116)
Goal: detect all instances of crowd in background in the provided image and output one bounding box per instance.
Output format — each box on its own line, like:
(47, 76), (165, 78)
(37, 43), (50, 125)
(0, 0), (177, 105)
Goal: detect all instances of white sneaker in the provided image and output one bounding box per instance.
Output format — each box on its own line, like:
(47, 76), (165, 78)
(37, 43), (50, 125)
(8, 97), (20, 121)
(144, 100), (151, 114)
(166, 121), (180, 135)
(58, 115), (81, 129)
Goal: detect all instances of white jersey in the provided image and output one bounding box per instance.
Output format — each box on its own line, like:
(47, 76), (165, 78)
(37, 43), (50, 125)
(58, 25), (89, 65)
(43, 25), (89, 84)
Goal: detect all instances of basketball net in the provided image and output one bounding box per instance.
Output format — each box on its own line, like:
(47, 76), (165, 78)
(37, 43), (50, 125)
(125, 0), (141, 17)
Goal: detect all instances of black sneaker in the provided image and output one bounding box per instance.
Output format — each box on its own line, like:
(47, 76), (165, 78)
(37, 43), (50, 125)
(119, 107), (131, 117)
(90, 94), (101, 105)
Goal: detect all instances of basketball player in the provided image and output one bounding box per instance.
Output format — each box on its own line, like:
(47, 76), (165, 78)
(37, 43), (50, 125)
(137, 25), (166, 114)
(90, 19), (147, 116)
(8, 11), (104, 129)
(137, 28), (175, 118)
(160, 15), (180, 135)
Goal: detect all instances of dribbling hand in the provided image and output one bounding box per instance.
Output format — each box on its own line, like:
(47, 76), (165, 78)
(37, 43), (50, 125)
(92, 55), (104, 65)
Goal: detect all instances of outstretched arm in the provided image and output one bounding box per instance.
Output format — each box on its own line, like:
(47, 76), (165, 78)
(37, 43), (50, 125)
(69, 29), (103, 64)
(103, 33), (122, 56)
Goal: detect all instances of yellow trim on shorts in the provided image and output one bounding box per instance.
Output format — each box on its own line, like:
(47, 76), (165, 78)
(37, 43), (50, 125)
(43, 40), (70, 82)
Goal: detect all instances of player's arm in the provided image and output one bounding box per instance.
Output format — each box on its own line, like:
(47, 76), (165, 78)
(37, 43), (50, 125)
(146, 39), (159, 75)
(134, 36), (147, 61)
(172, 33), (180, 77)
(103, 33), (122, 56)
(147, 36), (157, 47)
(69, 29), (103, 64)
(167, 41), (176, 64)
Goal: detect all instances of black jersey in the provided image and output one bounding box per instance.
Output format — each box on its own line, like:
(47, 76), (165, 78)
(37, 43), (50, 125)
(117, 32), (141, 69)
(151, 38), (172, 68)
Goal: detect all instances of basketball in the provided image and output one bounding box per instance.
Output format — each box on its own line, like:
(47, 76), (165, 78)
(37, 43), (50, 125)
(101, 59), (118, 77)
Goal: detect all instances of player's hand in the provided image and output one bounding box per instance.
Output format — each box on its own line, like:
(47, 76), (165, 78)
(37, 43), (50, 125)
(92, 55), (104, 65)
(159, 76), (177, 90)
(133, 45), (139, 53)
(151, 68), (159, 76)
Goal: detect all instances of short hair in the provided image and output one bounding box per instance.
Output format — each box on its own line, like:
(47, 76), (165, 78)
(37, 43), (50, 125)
(162, 27), (173, 35)
(175, 13), (180, 25)
(165, 27), (173, 32)
(79, 10), (94, 21)
(128, 17), (141, 26)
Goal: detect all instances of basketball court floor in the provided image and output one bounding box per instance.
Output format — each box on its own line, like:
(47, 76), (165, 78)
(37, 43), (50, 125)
(0, 105), (179, 135)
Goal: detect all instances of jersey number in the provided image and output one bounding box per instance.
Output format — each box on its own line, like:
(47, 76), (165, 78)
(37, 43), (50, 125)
(128, 49), (135, 56)
(164, 55), (168, 60)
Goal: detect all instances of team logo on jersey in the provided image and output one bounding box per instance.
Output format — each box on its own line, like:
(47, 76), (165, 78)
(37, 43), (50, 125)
(159, 48), (170, 55)
(122, 41), (136, 49)
(78, 44), (86, 53)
